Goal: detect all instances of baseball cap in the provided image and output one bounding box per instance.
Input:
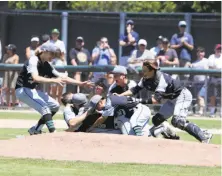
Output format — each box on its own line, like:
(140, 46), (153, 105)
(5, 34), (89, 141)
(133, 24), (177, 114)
(143, 59), (159, 70)
(157, 35), (163, 41)
(111, 65), (127, 75)
(138, 39), (147, 46)
(51, 28), (60, 34)
(5, 44), (16, 51)
(42, 34), (50, 42)
(178, 21), (187, 27)
(162, 37), (169, 44)
(76, 36), (84, 42)
(89, 95), (103, 110)
(40, 43), (59, 53)
(31, 37), (39, 42)
(215, 44), (221, 50)
(126, 19), (134, 25)
(71, 93), (88, 105)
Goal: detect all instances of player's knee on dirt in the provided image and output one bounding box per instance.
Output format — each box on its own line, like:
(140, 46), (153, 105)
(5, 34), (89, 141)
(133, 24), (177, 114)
(171, 116), (188, 130)
(152, 113), (165, 127)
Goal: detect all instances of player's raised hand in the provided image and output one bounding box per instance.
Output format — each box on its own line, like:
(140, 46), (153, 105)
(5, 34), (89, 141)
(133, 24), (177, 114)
(53, 78), (65, 87)
(81, 81), (95, 88)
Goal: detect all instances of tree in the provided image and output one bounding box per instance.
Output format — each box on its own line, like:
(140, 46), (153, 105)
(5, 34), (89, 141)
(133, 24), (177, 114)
(8, 1), (221, 13)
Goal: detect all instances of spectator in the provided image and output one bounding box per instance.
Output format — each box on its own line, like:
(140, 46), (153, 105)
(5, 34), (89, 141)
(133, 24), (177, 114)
(187, 47), (209, 116)
(157, 37), (179, 67)
(2, 44), (19, 107)
(91, 37), (117, 82)
(170, 21), (194, 67)
(47, 28), (66, 103)
(150, 35), (163, 57)
(119, 19), (139, 66)
(26, 36), (40, 59)
(207, 44), (222, 117)
(69, 36), (91, 93)
(128, 39), (155, 73)
(41, 34), (50, 44)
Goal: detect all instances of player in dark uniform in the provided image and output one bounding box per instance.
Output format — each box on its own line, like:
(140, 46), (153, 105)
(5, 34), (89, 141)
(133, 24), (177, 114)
(118, 60), (213, 143)
(15, 43), (92, 135)
(61, 92), (120, 133)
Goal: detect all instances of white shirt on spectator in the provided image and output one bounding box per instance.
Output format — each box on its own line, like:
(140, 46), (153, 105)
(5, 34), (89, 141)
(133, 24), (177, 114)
(208, 54), (222, 69)
(191, 58), (208, 82)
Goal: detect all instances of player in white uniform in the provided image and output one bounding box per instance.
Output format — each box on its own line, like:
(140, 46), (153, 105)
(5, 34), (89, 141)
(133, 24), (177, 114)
(15, 43), (92, 135)
(118, 60), (213, 143)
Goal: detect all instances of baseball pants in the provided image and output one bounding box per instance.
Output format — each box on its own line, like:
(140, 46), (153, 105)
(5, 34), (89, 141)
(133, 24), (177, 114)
(158, 88), (192, 119)
(15, 87), (59, 115)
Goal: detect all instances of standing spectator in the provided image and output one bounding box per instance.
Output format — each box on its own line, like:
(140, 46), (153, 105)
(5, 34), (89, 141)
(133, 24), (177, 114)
(208, 44), (222, 117)
(46, 28), (66, 103)
(69, 36), (91, 93)
(127, 39), (155, 73)
(187, 47), (209, 116)
(41, 34), (50, 44)
(2, 44), (19, 107)
(157, 37), (179, 67)
(26, 36), (40, 59)
(170, 21), (194, 67)
(91, 37), (117, 82)
(119, 20), (139, 66)
(150, 36), (163, 57)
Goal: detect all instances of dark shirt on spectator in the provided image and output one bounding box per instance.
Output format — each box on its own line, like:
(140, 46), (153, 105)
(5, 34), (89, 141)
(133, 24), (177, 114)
(69, 48), (90, 65)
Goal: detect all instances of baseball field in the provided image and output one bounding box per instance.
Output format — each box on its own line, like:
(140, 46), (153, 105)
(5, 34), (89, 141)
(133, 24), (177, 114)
(0, 111), (221, 176)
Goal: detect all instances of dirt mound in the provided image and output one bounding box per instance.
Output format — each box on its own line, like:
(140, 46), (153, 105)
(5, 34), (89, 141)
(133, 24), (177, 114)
(0, 132), (220, 166)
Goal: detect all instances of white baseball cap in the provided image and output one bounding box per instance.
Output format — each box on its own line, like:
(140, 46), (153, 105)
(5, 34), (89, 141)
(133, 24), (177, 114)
(31, 37), (39, 42)
(178, 21), (187, 27)
(138, 39), (147, 46)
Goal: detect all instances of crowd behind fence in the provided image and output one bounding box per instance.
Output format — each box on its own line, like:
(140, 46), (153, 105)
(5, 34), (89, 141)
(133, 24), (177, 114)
(0, 10), (221, 117)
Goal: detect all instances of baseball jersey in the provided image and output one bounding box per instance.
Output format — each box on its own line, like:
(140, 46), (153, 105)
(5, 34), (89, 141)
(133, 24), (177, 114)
(131, 71), (183, 102)
(15, 55), (57, 89)
(107, 80), (137, 96)
(63, 105), (115, 132)
(100, 96), (139, 119)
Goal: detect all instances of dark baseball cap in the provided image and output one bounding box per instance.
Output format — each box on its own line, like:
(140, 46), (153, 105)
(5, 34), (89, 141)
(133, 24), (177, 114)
(156, 35), (163, 41)
(76, 36), (84, 42)
(143, 59), (159, 70)
(126, 19), (134, 25)
(162, 37), (169, 44)
(89, 95), (103, 110)
(5, 44), (16, 51)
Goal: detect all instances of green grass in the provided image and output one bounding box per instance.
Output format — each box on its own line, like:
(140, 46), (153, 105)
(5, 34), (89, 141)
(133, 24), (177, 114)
(0, 157), (220, 176)
(0, 128), (65, 140)
(177, 132), (221, 145)
(190, 119), (221, 129)
(0, 112), (62, 120)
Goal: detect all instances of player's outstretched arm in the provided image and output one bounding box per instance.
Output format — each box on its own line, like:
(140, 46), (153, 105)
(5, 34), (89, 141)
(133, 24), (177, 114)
(86, 116), (108, 132)
(62, 77), (94, 87)
(32, 73), (65, 86)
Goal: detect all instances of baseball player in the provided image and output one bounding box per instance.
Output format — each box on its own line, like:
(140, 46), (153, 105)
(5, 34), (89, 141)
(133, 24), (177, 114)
(62, 92), (120, 134)
(87, 94), (152, 136)
(118, 60), (213, 143)
(108, 65), (179, 139)
(15, 43), (92, 135)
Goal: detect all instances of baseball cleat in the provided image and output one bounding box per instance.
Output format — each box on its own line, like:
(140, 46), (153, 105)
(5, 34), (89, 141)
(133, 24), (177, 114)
(201, 131), (213, 144)
(28, 126), (42, 135)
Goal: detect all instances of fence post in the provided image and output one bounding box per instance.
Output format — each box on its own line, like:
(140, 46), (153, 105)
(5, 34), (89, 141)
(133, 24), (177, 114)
(204, 75), (208, 116)
(61, 11), (69, 63)
(184, 13), (192, 33)
(118, 12), (126, 64)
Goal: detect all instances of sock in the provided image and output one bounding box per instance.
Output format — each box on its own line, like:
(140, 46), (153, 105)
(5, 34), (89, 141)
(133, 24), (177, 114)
(42, 114), (56, 133)
(184, 123), (206, 142)
(35, 118), (45, 132)
(133, 126), (142, 136)
(210, 107), (215, 115)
